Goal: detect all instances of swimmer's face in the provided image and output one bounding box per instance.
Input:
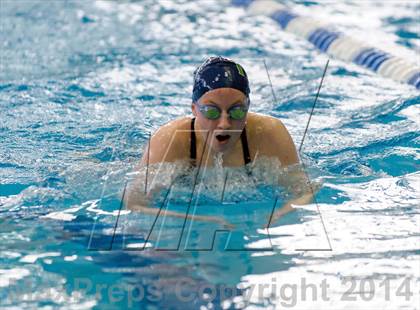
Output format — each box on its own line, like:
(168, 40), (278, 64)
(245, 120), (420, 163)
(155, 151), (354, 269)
(192, 88), (249, 154)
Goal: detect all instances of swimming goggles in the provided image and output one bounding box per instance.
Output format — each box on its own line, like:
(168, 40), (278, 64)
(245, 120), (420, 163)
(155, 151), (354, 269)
(195, 100), (249, 120)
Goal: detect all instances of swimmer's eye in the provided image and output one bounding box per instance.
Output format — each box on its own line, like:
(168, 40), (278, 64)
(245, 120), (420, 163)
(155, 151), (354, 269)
(196, 103), (221, 119)
(204, 107), (221, 119)
(195, 102), (247, 120)
(228, 106), (248, 120)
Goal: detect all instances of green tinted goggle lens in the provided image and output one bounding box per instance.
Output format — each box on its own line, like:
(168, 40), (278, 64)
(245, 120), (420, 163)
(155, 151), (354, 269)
(198, 104), (248, 120)
(229, 106), (247, 120)
(204, 108), (220, 119)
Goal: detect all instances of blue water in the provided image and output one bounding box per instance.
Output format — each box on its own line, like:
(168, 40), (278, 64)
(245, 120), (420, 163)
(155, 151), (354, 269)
(1, 0), (419, 309)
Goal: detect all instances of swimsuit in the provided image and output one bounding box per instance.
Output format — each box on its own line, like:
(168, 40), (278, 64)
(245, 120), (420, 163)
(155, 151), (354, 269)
(189, 118), (251, 166)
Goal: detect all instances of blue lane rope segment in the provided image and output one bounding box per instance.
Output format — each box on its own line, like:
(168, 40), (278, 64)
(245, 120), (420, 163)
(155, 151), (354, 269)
(407, 71), (420, 89)
(362, 52), (388, 70)
(230, 0), (418, 89)
(271, 9), (298, 29)
(370, 54), (390, 71)
(308, 28), (341, 52)
(231, 0), (254, 7)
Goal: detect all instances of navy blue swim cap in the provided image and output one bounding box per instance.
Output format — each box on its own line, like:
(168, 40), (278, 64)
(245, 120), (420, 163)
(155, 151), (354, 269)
(192, 56), (250, 102)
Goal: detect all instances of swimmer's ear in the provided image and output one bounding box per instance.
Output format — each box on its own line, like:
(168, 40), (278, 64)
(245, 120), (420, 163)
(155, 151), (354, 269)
(191, 103), (197, 117)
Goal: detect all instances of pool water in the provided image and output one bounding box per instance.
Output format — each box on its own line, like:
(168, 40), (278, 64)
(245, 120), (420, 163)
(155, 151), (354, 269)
(1, 0), (419, 309)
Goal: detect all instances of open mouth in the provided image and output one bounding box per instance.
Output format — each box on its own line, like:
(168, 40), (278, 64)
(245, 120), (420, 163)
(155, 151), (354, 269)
(215, 134), (231, 142)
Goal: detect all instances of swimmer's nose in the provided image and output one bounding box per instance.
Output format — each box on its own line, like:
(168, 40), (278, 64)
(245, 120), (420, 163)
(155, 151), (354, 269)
(216, 111), (231, 130)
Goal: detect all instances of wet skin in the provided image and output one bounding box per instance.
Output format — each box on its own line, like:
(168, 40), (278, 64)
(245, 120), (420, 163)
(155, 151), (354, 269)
(126, 88), (313, 227)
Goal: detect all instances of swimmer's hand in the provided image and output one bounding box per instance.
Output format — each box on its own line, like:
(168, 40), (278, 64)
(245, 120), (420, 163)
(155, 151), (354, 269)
(266, 167), (323, 229)
(264, 187), (318, 229)
(124, 175), (234, 229)
(265, 201), (295, 229)
(129, 204), (234, 229)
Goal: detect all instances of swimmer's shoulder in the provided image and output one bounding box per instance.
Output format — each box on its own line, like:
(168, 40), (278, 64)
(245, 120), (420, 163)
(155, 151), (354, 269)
(153, 116), (192, 136)
(246, 112), (298, 166)
(142, 116), (193, 164)
(246, 112), (289, 138)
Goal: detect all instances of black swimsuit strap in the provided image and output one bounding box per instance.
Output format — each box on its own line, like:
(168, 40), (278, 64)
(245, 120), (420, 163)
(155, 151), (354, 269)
(190, 118), (197, 164)
(190, 118), (251, 166)
(240, 127), (251, 165)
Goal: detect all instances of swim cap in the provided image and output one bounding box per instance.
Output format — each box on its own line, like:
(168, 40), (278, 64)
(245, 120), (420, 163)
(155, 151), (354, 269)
(192, 56), (250, 102)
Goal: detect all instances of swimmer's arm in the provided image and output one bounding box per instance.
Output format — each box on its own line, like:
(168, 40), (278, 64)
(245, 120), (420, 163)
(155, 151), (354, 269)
(139, 131), (179, 165)
(266, 182), (315, 228)
(265, 168), (317, 227)
(139, 119), (190, 165)
(266, 118), (299, 166)
(125, 164), (233, 228)
(124, 172), (231, 224)
(128, 203), (234, 229)
(124, 126), (184, 209)
(263, 119), (316, 226)
(125, 191), (234, 229)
